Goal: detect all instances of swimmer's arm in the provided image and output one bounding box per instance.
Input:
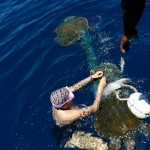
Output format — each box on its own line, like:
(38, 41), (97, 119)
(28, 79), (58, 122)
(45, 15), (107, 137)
(69, 71), (103, 92)
(91, 76), (106, 112)
(69, 76), (92, 92)
(60, 97), (102, 123)
(59, 107), (93, 123)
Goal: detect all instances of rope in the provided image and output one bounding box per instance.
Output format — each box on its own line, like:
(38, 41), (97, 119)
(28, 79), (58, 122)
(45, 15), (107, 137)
(115, 84), (138, 101)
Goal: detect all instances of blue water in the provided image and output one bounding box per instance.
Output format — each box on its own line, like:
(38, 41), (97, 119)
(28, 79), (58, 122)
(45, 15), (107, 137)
(0, 0), (150, 150)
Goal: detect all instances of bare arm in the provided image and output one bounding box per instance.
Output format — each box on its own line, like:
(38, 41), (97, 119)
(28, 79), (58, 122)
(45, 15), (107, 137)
(60, 77), (106, 123)
(91, 76), (106, 112)
(69, 76), (92, 92)
(69, 71), (103, 92)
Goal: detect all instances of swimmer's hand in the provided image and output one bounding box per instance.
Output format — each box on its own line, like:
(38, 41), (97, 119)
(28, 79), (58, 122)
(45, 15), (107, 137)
(91, 71), (103, 79)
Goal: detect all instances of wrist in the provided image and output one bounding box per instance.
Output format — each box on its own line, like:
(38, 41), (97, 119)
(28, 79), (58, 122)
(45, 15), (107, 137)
(90, 75), (93, 81)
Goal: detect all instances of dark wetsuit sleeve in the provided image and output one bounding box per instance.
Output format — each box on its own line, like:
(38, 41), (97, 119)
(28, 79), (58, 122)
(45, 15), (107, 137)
(121, 0), (146, 37)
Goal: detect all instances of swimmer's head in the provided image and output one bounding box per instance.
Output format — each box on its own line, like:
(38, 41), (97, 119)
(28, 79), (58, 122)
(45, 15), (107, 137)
(50, 86), (74, 109)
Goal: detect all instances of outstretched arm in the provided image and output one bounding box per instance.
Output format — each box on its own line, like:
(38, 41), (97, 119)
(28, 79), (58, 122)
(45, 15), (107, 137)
(69, 71), (103, 92)
(60, 77), (106, 123)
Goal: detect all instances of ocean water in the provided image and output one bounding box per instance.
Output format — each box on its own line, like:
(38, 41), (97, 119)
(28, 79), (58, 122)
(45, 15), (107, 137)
(0, 0), (150, 150)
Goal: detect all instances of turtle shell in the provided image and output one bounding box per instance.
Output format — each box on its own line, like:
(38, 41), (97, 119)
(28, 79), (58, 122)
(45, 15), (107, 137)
(54, 16), (89, 46)
(94, 97), (140, 138)
(90, 63), (121, 84)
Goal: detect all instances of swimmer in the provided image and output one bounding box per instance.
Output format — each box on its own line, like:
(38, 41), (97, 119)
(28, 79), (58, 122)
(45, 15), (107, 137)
(50, 71), (106, 127)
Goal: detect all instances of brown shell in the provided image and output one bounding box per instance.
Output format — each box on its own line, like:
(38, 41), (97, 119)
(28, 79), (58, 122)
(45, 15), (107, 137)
(54, 16), (89, 46)
(90, 63), (121, 84)
(94, 97), (140, 138)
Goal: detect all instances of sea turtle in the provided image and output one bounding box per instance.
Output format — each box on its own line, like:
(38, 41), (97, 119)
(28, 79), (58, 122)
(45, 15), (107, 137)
(90, 62), (121, 83)
(54, 16), (89, 46)
(91, 63), (149, 150)
(94, 96), (141, 150)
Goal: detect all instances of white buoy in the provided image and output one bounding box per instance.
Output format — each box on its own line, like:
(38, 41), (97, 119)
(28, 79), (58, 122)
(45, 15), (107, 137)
(115, 85), (150, 119)
(127, 92), (150, 119)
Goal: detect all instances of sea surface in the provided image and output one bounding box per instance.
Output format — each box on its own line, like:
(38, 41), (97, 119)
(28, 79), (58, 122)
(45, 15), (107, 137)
(0, 0), (150, 150)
